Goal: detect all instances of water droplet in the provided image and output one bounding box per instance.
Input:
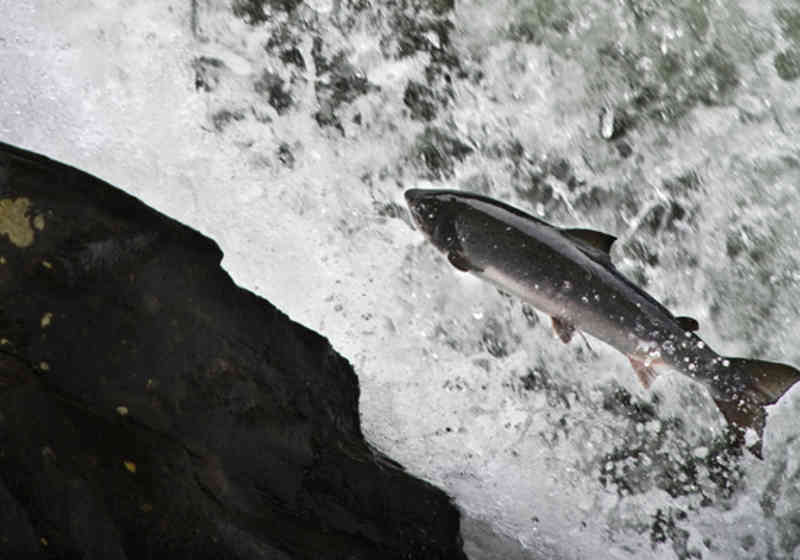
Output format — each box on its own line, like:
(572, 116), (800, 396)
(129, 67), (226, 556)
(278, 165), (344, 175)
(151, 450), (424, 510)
(599, 106), (615, 139)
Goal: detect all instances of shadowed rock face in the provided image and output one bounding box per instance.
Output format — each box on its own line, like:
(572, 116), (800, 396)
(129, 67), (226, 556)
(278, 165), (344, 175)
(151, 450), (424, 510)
(0, 142), (466, 560)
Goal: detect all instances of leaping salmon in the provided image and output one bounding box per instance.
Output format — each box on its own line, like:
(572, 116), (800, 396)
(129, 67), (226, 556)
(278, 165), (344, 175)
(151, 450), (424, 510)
(405, 188), (800, 457)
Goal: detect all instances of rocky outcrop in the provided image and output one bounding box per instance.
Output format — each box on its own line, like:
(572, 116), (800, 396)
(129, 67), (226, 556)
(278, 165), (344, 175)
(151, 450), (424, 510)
(0, 142), (466, 559)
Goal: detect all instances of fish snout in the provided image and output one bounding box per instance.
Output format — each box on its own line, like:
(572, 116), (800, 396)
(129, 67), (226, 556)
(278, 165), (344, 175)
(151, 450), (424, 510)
(403, 189), (464, 256)
(404, 189), (425, 204)
(405, 189), (433, 232)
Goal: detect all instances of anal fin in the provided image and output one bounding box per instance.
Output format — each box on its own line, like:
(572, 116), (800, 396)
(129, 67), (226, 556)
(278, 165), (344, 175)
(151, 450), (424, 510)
(628, 355), (659, 389)
(551, 316), (576, 344)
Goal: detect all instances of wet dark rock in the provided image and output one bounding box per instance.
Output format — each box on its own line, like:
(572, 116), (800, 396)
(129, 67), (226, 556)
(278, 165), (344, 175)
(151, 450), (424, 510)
(631, 84), (661, 112)
(693, 48), (739, 106)
(192, 56), (225, 92)
(276, 142), (294, 168)
(725, 231), (744, 259)
(420, 0), (454, 16)
(232, 0), (302, 24)
(774, 47), (800, 81)
(481, 318), (509, 358)
(279, 47), (306, 70)
(314, 101), (344, 134)
(342, 0), (372, 12)
(597, 33), (740, 128)
(380, 5), (462, 90)
(609, 109), (634, 140)
(254, 71), (293, 115)
(404, 80), (438, 121)
(375, 201), (406, 220)
(504, 138), (526, 167)
(616, 141), (633, 158)
(548, 158), (571, 182)
(520, 303), (540, 327)
(650, 508), (693, 559)
(598, 386), (743, 507)
(0, 142), (467, 560)
(524, 177), (553, 206)
(388, 14), (454, 59)
(566, 175), (583, 192)
(776, 7), (800, 43)
(506, 2), (575, 44)
(519, 370), (546, 393)
(624, 239), (660, 267)
(662, 171), (699, 196)
(642, 201), (689, 235)
(601, 387), (658, 425)
(311, 37), (329, 76)
(211, 109), (245, 132)
(413, 127), (474, 179)
(265, 22), (295, 50)
(516, 171), (571, 217)
(649, 44), (738, 118)
(574, 185), (612, 212)
(740, 534), (757, 551)
(262, 25), (305, 70)
(310, 40), (374, 133)
(324, 59), (371, 105)
(518, 367), (571, 410)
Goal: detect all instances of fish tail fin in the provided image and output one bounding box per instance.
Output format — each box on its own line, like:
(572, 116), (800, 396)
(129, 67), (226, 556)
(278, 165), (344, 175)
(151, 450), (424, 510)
(712, 358), (800, 459)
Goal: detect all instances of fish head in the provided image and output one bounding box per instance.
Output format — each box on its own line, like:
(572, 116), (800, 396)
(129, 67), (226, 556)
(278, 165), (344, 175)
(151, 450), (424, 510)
(405, 189), (462, 253)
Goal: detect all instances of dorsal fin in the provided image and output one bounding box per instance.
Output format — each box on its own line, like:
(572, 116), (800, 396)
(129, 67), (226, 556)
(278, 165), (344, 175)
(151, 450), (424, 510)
(562, 228), (617, 255)
(676, 316), (699, 332)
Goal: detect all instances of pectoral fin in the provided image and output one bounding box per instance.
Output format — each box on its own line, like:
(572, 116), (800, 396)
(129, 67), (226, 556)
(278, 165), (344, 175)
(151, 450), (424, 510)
(675, 316), (699, 332)
(551, 316), (576, 344)
(628, 355), (659, 389)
